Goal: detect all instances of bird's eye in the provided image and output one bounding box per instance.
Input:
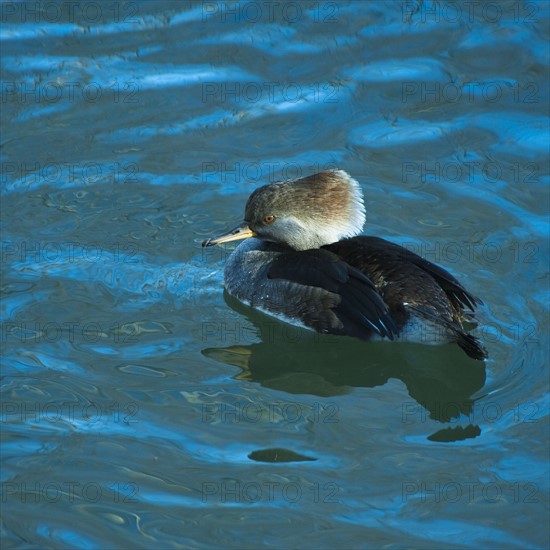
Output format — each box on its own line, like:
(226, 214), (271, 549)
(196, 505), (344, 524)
(263, 215), (275, 224)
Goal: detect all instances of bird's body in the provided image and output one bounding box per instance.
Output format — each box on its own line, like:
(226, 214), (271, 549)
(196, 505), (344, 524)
(203, 170), (486, 360)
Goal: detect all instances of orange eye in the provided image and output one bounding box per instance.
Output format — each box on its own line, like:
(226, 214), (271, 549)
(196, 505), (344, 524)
(263, 215), (275, 224)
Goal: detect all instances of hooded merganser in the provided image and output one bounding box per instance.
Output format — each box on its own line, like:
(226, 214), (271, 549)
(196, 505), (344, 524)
(202, 170), (486, 360)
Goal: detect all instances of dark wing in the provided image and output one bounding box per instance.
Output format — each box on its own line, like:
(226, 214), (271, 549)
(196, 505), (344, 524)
(327, 236), (482, 312)
(267, 248), (398, 340)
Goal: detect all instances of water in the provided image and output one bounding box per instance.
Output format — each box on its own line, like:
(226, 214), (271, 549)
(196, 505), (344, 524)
(1, 1), (549, 548)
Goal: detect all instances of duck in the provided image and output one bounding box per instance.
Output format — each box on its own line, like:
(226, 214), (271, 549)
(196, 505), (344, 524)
(202, 170), (486, 360)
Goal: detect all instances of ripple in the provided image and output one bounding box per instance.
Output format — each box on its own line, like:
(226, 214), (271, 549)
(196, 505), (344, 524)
(138, 65), (257, 89)
(345, 58), (447, 82)
(349, 119), (452, 147)
(117, 364), (172, 377)
(472, 112), (550, 154)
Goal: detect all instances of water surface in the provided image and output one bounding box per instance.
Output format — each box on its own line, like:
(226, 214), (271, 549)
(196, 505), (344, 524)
(1, 1), (549, 548)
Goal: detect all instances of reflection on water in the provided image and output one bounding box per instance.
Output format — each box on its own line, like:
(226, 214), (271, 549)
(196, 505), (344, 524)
(204, 293), (486, 439)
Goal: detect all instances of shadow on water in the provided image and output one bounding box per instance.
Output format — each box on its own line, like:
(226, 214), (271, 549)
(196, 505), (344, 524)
(203, 293), (486, 442)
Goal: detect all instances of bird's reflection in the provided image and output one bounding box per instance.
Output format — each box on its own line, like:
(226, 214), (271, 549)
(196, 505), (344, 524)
(202, 293), (486, 441)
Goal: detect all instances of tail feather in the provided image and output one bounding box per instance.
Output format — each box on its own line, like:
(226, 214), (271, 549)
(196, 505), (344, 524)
(456, 332), (487, 361)
(407, 304), (487, 361)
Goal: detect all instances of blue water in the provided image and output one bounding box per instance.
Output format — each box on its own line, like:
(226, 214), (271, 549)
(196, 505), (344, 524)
(1, 1), (549, 548)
